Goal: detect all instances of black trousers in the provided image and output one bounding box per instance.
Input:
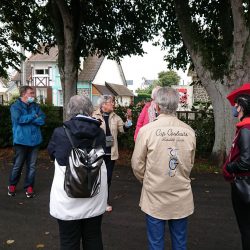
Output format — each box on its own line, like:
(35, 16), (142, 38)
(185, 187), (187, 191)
(57, 215), (103, 250)
(231, 183), (250, 250)
(103, 155), (115, 201)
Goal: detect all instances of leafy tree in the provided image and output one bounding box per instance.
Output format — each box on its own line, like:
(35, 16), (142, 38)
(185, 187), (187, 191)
(154, 70), (181, 86)
(156, 0), (250, 164)
(0, 0), (162, 118)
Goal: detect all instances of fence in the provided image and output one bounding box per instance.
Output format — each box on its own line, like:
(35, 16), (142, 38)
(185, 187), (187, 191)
(177, 110), (214, 122)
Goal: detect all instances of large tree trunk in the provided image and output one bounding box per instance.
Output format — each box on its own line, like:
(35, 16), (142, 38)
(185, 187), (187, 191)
(51, 0), (79, 120)
(174, 0), (250, 166)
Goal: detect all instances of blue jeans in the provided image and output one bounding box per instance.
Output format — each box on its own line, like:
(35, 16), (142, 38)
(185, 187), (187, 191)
(146, 214), (188, 250)
(9, 144), (39, 189)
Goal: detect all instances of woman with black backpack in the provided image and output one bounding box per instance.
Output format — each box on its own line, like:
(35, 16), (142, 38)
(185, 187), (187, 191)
(48, 95), (107, 250)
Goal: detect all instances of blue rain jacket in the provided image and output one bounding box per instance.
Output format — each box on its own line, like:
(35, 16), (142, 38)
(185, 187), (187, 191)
(10, 98), (46, 146)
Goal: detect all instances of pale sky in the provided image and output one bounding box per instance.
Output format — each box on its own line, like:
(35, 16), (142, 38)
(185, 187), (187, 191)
(120, 42), (191, 89)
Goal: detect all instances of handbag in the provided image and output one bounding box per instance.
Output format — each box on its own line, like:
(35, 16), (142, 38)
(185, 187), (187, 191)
(234, 176), (250, 204)
(106, 135), (114, 147)
(63, 126), (105, 198)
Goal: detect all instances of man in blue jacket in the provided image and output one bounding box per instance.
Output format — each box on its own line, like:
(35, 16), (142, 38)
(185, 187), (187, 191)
(8, 86), (45, 198)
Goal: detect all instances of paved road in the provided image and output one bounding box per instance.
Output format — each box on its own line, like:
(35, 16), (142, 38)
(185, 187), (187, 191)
(0, 150), (241, 250)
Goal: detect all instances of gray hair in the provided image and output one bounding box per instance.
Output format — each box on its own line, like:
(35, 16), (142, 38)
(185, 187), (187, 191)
(67, 95), (93, 119)
(155, 87), (179, 114)
(97, 95), (114, 108)
(151, 86), (161, 99)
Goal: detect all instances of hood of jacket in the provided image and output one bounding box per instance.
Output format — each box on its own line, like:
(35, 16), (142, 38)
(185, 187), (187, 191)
(63, 115), (101, 139)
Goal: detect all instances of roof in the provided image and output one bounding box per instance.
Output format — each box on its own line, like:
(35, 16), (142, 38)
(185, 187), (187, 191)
(28, 46), (58, 62)
(11, 61), (32, 82)
(78, 55), (105, 82)
(106, 82), (134, 96)
(93, 84), (115, 96)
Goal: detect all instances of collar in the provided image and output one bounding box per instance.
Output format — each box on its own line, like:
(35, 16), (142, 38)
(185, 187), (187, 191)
(236, 117), (250, 128)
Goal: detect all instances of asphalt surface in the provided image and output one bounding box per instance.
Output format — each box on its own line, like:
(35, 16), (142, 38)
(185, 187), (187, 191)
(0, 149), (242, 250)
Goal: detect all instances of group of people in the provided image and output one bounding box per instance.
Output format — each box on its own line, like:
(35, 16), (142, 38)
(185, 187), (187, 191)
(7, 84), (250, 250)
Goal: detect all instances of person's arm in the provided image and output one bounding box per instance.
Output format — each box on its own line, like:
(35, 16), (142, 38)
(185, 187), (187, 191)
(227, 128), (250, 173)
(134, 104), (148, 141)
(31, 105), (46, 126)
(117, 115), (125, 133)
(10, 105), (36, 124)
(131, 129), (147, 183)
(47, 129), (57, 161)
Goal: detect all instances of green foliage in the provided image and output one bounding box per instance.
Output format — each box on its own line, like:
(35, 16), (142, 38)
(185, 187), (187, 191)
(39, 104), (63, 148)
(0, 0), (163, 78)
(0, 104), (63, 148)
(0, 103), (214, 157)
(159, 0), (234, 79)
(191, 101), (213, 112)
(115, 104), (214, 157)
(180, 111), (215, 157)
(155, 70), (181, 86)
(0, 105), (13, 147)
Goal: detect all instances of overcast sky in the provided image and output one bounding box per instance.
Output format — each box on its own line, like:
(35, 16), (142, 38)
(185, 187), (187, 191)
(120, 42), (191, 88)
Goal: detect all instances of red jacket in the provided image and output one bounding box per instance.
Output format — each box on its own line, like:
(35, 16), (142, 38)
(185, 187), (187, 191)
(223, 117), (250, 181)
(134, 102), (151, 141)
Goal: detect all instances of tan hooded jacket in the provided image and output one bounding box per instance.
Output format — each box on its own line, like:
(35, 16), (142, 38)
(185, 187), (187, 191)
(93, 109), (124, 160)
(131, 114), (196, 220)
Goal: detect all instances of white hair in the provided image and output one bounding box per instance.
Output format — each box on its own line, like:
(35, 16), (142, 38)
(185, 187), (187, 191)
(155, 87), (179, 114)
(151, 86), (161, 99)
(97, 95), (114, 108)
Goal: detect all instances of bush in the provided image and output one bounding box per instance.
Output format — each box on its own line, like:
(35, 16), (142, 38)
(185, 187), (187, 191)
(0, 102), (214, 157)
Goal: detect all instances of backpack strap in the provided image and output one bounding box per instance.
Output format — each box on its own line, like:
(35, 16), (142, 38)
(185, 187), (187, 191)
(63, 125), (75, 148)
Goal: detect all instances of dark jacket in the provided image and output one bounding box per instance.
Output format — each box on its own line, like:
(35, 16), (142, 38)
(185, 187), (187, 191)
(47, 115), (105, 166)
(10, 98), (45, 146)
(223, 117), (250, 180)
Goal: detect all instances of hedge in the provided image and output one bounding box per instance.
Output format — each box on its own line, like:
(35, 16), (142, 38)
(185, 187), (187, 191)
(0, 104), (214, 157)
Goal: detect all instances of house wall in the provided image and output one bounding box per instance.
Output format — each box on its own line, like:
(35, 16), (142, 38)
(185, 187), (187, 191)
(93, 58), (125, 85)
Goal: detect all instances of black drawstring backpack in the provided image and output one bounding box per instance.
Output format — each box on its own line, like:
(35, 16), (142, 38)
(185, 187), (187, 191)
(63, 126), (105, 198)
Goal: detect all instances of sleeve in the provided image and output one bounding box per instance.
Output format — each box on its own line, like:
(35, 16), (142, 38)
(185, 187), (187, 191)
(226, 128), (250, 173)
(47, 129), (57, 161)
(117, 115), (125, 133)
(131, 129), (147, 183)
(31, 105), (46, 126)
(10, 105), (36, 125)
(134, 104), (148, 141)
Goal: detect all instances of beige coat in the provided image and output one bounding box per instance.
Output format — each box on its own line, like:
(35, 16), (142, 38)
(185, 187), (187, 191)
(131, 114), (196, 220)
(93, 110), (124, 160)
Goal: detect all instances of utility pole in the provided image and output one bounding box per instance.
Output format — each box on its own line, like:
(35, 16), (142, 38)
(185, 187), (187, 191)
(20, 46), (26, 86)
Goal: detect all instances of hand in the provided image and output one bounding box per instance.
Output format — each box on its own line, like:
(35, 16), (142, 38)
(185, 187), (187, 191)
(125, 119), (132, 128)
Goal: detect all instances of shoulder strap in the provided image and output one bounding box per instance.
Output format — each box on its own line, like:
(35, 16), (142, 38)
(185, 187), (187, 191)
(63, 125), (75, 148)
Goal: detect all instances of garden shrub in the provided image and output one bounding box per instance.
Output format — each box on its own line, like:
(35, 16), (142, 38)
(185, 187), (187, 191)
(0, 102), (214, 157)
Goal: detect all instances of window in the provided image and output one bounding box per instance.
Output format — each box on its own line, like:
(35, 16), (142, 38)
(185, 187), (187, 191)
(35, 69), (49, 75)
(36, 88), (47, 104)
